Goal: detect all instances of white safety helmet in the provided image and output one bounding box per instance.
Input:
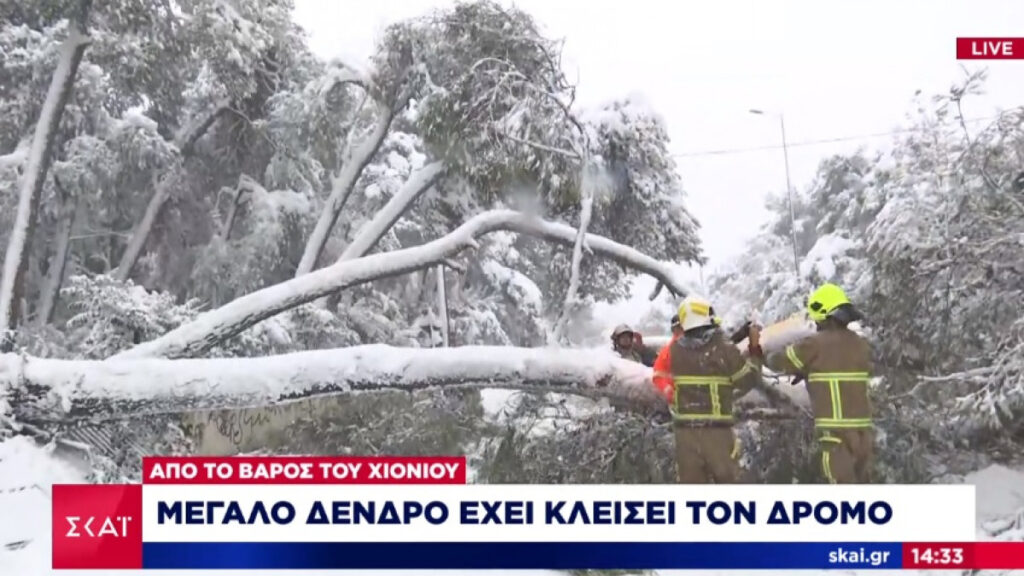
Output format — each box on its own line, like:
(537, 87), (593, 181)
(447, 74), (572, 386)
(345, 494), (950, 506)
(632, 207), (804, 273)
(611, 324), (634, 339)
(678, 296), (718, 332)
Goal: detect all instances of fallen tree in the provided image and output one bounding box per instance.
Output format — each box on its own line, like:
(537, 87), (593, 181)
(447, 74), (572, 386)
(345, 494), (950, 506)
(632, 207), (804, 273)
(5, 346), (655, 424)
(111, 209), (698, 360)
(1, 346), (807, 429)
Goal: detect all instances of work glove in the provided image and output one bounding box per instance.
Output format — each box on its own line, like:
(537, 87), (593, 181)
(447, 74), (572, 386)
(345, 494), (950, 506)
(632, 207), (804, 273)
(729, 321), (752, 344)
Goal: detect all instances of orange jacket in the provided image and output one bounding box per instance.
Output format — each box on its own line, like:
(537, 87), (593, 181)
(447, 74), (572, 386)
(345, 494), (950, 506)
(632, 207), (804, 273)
(652, 334), (679, 401)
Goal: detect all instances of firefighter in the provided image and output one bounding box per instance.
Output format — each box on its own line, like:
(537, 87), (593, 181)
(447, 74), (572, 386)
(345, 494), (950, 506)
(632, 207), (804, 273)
(611, 324), (643, 363)
(751, 283), (873, 484)
(652, 314), (683, 398)
(656, 296), (761, 483)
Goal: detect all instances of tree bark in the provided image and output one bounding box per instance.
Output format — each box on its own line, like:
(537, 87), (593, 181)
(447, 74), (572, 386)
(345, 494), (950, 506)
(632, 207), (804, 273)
(295, 104), (397, 276)
(0, 3), (92, 351)
(34, 187), (79, 326)
(112, 209), (696, 360)
(112, 104), (228, 282)
(2, 346), (804, 429)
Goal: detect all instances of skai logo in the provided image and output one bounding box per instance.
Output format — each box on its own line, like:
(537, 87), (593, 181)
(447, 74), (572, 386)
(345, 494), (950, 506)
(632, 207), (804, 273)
(65, 516), (133, 538)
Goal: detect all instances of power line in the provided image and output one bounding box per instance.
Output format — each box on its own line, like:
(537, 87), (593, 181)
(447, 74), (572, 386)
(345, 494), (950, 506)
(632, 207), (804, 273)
(671, 116), (997, 158)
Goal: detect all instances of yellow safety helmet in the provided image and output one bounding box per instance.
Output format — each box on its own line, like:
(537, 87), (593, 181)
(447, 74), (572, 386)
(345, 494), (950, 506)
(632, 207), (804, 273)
(806, 283), (851, 323)
(678, 296), (717, 332)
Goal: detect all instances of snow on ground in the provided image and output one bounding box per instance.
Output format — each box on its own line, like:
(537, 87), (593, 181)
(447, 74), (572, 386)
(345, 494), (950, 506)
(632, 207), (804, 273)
(0, 437), (87, 576)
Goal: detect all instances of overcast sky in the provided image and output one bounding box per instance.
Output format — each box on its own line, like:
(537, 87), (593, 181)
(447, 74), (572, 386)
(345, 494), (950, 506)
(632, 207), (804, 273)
(293, 0), (1024, 273)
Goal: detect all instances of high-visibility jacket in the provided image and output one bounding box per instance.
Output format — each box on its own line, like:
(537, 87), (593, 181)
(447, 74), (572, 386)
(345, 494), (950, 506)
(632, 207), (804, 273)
(652, 335), (678, 400)
(665, 328), (761, 424)
(765, 326), (873, 430)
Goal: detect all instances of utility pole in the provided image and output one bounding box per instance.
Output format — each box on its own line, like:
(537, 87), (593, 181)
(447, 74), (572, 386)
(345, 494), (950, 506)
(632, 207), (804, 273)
(750, 109), (801, 278)
(436, 264), (450, 347)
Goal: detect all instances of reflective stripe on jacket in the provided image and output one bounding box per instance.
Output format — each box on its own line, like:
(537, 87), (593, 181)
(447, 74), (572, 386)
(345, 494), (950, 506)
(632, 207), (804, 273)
(766, 326), (873, 429)
(667, 329), (760, 425)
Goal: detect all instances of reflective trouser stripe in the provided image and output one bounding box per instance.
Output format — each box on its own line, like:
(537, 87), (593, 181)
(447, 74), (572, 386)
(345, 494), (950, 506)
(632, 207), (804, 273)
(730, 437), (741, 460)
(821, 450), (836, 484)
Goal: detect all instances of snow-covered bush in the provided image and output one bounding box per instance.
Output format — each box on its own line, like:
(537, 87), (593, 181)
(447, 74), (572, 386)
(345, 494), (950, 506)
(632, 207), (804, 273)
(61, 275), (205, 359)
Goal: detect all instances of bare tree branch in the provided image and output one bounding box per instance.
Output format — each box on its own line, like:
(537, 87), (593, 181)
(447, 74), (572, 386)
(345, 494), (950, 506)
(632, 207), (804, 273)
(113, 102), (230, 281)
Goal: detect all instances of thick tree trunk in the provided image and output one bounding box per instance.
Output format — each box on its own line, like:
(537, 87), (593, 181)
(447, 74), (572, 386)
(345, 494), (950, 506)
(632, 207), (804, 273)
(1, 346), (804, 428)
(34, 191), (79, 326)
(112, 210), (696, 360)
(295, 105), (397, 276)
(0, 6), (91, 352)
(113, 105), (227, 282)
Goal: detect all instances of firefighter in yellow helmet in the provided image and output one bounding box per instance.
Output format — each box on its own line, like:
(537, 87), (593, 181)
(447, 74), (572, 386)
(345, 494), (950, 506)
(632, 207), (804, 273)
(750, 283), (874, 484)
(660, 296), (762, 483)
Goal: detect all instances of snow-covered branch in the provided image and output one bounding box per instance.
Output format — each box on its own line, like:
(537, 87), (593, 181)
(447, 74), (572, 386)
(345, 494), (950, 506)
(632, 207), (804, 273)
(552, 172), (595, 343)
(114, 103), (230, 282)
(4, 346), (800, 427)
(336, 161), (446, 262)
(0, 8), (92, 351)
(175, 100), (230, 157)
(5, 346), (658, 424)
(295, 103), (398, 275)
(321, 58), (377, 96)
(115, 209), (695, 359)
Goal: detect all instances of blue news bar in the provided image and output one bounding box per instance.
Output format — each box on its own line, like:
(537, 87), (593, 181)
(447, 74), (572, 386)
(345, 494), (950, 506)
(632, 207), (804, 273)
(142, 542), (903, 570)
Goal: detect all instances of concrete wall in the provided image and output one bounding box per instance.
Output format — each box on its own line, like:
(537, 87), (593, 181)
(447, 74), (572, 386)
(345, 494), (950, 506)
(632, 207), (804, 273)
(181, 397), (340, 455)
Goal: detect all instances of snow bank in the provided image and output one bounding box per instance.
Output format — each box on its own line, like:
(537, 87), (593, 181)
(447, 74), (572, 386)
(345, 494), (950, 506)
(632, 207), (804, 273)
(0, 437), (85, 576)
(965, 464), (1024, 523)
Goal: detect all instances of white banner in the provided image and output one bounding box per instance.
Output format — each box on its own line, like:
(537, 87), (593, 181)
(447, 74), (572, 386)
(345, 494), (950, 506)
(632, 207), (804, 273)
(142, 484), (976, 543)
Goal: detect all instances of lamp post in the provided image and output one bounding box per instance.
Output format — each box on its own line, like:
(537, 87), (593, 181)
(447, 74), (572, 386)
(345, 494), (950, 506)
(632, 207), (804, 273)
(750, 109), (800, 278)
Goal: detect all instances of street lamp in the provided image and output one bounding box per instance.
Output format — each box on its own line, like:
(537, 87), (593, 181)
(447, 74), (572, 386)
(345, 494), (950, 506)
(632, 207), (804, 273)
(750, 109), (800, 279)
